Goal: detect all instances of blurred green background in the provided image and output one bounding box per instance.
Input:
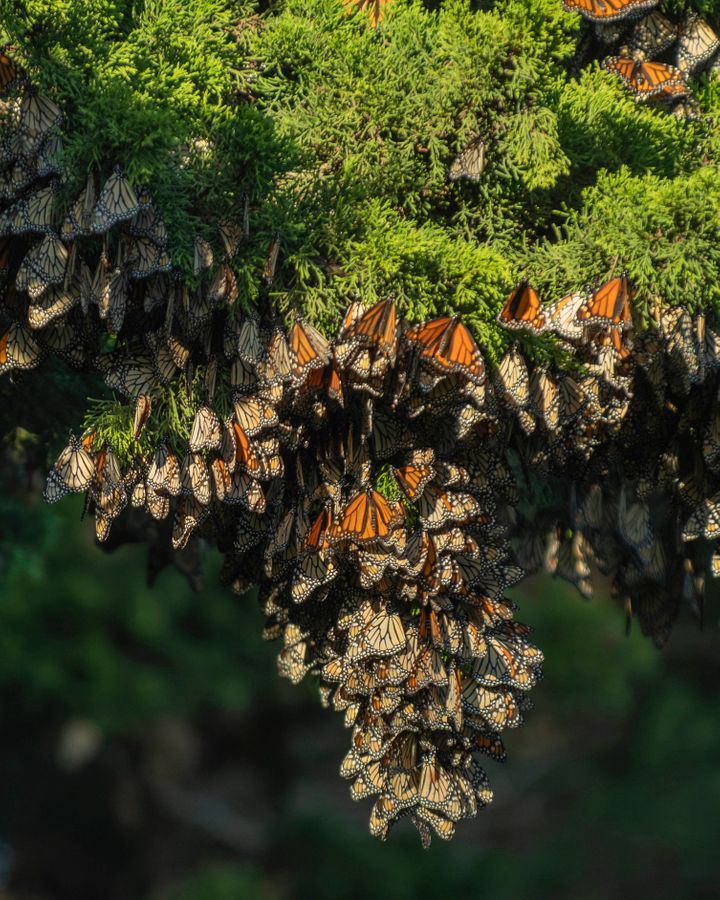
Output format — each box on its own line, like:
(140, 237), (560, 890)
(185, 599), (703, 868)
(0, 492), (718, 900)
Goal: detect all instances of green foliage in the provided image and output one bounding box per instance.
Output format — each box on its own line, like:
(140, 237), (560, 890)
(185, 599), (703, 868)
(524, 165), (720, 324)
(0, 0), (285, 276)
(2, 0), (719, 350)
(0, 498), (274, 733)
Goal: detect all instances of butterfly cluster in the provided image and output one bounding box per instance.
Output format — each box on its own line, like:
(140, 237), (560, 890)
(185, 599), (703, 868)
(2, 42), (719, 848)
(40, 294), (545, 847)
(562, 0), (719, 116)
(498, 275), (720, 645)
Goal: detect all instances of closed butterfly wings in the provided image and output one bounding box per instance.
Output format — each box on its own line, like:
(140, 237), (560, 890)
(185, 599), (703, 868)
(562, 0), (660, 22)
(676, 14), (720, 74)
(498, 280), (545, 332)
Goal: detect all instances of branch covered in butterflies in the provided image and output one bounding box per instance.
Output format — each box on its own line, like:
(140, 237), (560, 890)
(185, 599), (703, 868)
(1, 37), (720, 848)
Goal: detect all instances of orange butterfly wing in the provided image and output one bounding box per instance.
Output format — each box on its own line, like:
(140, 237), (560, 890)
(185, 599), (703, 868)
(233, 422), (261, 475)
(498, 281), (545, 330)
(603, 57), (686, 98)
(352, 298), (397, 351)
(442, 320), (486, 382)
(405, 316), (453, 358)
(340, 490), (402, 541)
(562, 0), (656, 22)
(395, 463), (434, 501)
(579, 275), (632, 326)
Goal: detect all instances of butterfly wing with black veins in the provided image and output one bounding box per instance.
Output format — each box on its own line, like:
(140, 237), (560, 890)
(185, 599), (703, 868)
(448, 137), (485, 182)
(555, 530), (593, 599)
(630, 10), (677, 58)
(0, 322), (42, 373)
(676, 14), (720, 74)
(561, 0), (660, 23)
(92, 168), (142, 232)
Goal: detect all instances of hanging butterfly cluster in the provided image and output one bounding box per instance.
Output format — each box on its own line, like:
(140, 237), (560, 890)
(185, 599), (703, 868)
(498, 276), (720, 645)
(0, 50), (546, 847)
(0, 51), (190, 380)
(44, 295), (545, 847)
(2, 42), (720, 847)
(561, 0), (719, 116)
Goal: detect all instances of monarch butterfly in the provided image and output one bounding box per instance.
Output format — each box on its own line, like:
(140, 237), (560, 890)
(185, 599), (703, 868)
(417, 758), (463, 819)
(544, 291), (588, 340)
(43, 434), (95, 502)
(353, 604), (406, 660)
(558, 373), (591, 425)
(172, 497), (209, 551)
(703, 409), (720, 471)
(561, 0), (659, 22)
(232, 395), (278, 438)
(529, 367), (560, 431)
(555, 531), (594, 599)
(5, 184), (58, 236)
(495, 345), (529, 407)
(0, 53), (18, 96)
(147, 340), (177, 385)
(232, 421), (262, 476)
(263, 231), (280, 283)
(371, 412), (412, 459)
(265, 326), (292, 384)
(602, 57), (687, 100)
(617, 485), (653, 550)
(416, 485), (482, 530)
(498, 279), (545, 331)
(98, 353), (157, 399)
(193, 235), (213, 275)
(682, 494), (720, 542)
(277, 625), (311, 685)
(449, 136), (486, 182)
(291, 548), (337, 603)
(225, 469), (266, 513)
(19, 90), (62, 145)
(39, 320), (85, 368)
(0, 322), (42, 373)
(27, 278), (80, 329)
(343, 0), (387, 28)
(61, 174), (96, 241)
(339, 490), (403, 543)
(288, 318), (331, 385)
(207, 261), (238, 305)
(189, 405), (222, 452)
(394, 461), (434, 502)
(470, 634), (538, 690)
(676, 14), (719, 74)
(16, 235), (69, 300)
(417, 807), (459, 847)
(128, 200), (168, 246)
(235, 316), (262, 366)
(92, 167), (141, 233)
(406, 316), (485, 384)
(180, 451), (212, 506)
(210, 457), (233, 502)
(91, 443), (126, 506)
(349, 297), (398, 357)
(630, 10), (677, 58)
(125, 236), (171, 280)
(577, 274), (633, 327)
(105, 269), (128, 334)
(662, 306), (699, 390)
(35, 132), (64, 180)
(254, 435), (284, 480)
(132, 394), (151, 440)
